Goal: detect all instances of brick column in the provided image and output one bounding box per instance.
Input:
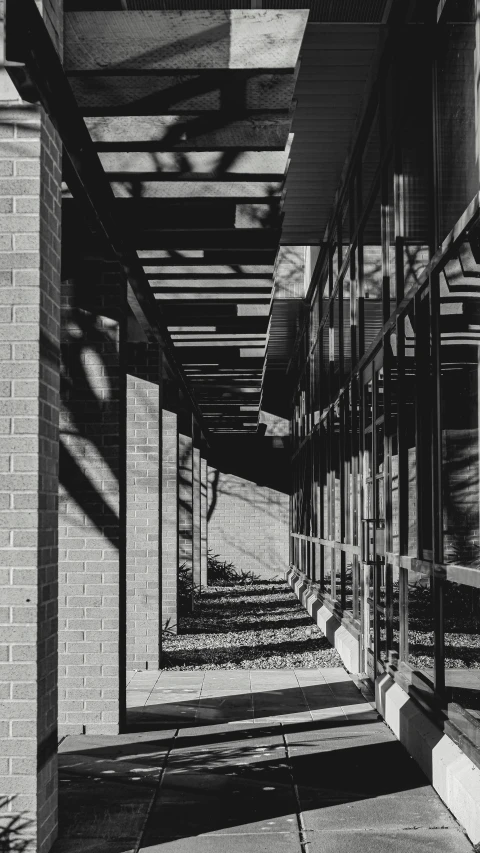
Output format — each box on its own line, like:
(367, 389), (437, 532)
(162, 409), (178, 634)
(126, 343), (161, 672)
(178, 427), (193, 612)
(0, 5), (62, 849)
(201, 455), (208, 587)
(192, 442), (201, 590)
(58, 266), (127, 736)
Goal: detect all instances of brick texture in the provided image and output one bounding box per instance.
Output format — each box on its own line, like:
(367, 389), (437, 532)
(58, 267), (127, 736)
(0, 1), (63, 850)
(126, 344), (161, 671)
(162, 409), (178, 633)
(192, 444), (201, 589)
(201, 456), (208, 586)
(178, 430), (193, 609)
(208, 469), (289, 580)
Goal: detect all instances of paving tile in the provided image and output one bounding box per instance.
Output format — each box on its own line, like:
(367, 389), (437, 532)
(56, 671), (475, 853)
(143, 768), (299, 840)
(141, 832), (301, 853)
(52, 840), (135, 853)
(301, 785), (462, 832)
(58, 777), (154, 841)
(305, 828), (473, 853)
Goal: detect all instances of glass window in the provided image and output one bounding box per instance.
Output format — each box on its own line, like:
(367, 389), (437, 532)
(442, 343), (479, 565)
(362, 188), (384, 353)
(407, 569), (434, 677)
(386, 158), (397, 310)
(362, 110), (381, 209)
(323, 545), (333, 596)
(444, 580), (480, 722)
(401, 110), (430, 297)
(440, 250), (480, 565)
(437, 8), (478, 239)
(400, 310), (417, 557)
(387, 332), (400, 555)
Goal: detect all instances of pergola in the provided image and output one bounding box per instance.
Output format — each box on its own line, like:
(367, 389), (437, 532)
(6, 0), (384, 435)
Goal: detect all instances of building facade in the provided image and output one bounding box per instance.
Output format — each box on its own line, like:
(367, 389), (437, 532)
(1, 0), (480, 850)
(289, 1), (480, 837)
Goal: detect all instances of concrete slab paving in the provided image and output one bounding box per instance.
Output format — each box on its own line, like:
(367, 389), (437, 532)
(52, 669), (474, 853)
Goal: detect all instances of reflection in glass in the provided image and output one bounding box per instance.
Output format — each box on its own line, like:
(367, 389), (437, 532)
(324, 545), (332, 595)
(437, 13), (477, 240)
(362, 189), (384, 352)
(335, 550), (342, 606)
(440, 243), (480, 567)
(407, 570), (434, 674)
(401, 87), (430, 296)
(444, 581), (480, 716)
(403, 312), (417, 556)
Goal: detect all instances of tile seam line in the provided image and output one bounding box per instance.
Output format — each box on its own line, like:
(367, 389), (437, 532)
(194, 670), (206, 725)
(281, 723), (311, 853)
(294, 668), (314, 721)
(133, 726), (179, 853)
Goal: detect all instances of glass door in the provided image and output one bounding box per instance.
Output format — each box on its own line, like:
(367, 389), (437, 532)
(361, 351), (386, 677)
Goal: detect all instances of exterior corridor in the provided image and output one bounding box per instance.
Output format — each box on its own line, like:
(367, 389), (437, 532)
(54, 669), (473, 853)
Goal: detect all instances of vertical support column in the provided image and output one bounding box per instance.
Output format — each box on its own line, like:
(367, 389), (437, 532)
(126, 343), (161, 672)
(162, 409), (178, 634)
(201, 455), (208, 587)
(178, 423), (193, 612)
(192, 424), (201, 591)
(58, 264), (127, 736)
(0, 26), (62, 853)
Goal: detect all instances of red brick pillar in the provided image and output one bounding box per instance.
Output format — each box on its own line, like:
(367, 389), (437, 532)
(201, 455), (208, 587)
(58, 265), (127, 736)
(126, 343), (161, 671)
(0, 2), (62, 849)
(162, 409), (178, 634)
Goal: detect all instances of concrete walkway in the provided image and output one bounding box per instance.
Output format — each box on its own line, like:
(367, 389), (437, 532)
(54, 669), (474, 853)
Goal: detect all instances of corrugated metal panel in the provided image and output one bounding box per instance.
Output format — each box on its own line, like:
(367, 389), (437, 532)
(281, 23), (382, 244)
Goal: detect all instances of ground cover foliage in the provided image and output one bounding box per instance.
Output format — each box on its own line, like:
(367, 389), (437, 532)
(163, 565), (343, 669)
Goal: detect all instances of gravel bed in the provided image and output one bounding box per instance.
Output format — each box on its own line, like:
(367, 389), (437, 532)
(162, 579), (343, 670)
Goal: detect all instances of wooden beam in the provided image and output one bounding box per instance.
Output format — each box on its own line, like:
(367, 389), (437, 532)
(69, 73), (296, 115)
(108, 181), (284, 200)
(154, 293), (272, 301)
(98, 147), (291, 177)
(6, 0), (212, 440)
(65, 10), (308, 73)
(150, 280), (273, 289)
(86, 111), (294, 151)
(63, 197), (282, 231)
(144, 265), (274, 274)
(134, 229), (281, 250)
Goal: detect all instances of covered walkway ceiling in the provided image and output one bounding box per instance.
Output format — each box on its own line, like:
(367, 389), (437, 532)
(59, 3), (385, 432)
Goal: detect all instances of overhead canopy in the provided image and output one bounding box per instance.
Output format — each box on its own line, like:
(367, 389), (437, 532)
(59, 2), (386, 433)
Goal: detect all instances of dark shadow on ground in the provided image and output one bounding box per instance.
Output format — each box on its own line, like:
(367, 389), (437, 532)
(181, 615), (313, 634)
(126, 681), (367, 731)
(54, 720), (431, 853)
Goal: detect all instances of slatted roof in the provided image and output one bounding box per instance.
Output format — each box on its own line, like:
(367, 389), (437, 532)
(59, 1), (386, 432)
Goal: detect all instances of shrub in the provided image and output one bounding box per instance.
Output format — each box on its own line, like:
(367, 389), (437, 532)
(207, 551), (260, 586)
(178, 561), (196, 613)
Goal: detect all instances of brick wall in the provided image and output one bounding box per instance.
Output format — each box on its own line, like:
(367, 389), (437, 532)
(207, 469), (289, 580)
(58, 267), (127, 736)
(178, 430), (193, 609)
(201, 456), (208, 586)
(0, 1), (63, 849)
(162, 410), (178, 633)
(126, 344), (161, 671)
(192, 444), (201, 588)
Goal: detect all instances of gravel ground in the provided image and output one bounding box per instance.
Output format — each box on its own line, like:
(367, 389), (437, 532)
(162, 579), (344, 670)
